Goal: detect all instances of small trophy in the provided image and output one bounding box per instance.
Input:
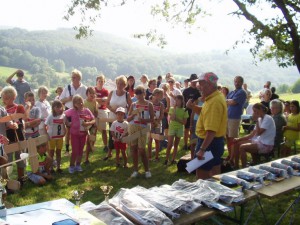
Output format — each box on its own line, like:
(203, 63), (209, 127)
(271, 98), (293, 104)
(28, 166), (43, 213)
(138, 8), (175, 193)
(71, 190), (84, 207)
(100, 185), (113, 203)
(0, 178), (7, 217)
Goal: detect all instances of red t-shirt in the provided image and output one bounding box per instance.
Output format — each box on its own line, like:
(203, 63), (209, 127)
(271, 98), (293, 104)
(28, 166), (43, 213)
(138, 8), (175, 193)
(95, 87), (109, 110)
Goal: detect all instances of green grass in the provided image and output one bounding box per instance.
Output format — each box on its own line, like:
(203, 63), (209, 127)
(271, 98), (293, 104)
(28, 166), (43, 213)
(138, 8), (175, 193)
(5, 133), (300, 225)
(250, 93), (300, 104)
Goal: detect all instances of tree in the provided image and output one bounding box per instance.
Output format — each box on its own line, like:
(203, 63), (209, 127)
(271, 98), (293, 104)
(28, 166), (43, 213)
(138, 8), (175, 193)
(291, 79), (300, 93)
(64, 0), (300, 73)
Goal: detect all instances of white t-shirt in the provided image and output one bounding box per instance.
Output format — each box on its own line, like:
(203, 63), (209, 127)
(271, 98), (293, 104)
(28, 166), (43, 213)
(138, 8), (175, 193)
(110, 120), (128, 140)
(108, 90), (128, 120)
(45, 114), (67, 139)
(255, 114), (276, 145)
(35, 100), (51, 131)
(59, 83), (87, 109)
(170, 88), (182, 107)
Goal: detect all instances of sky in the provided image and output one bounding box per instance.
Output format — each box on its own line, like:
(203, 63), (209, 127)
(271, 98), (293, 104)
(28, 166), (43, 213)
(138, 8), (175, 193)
(0, 0), (253, 53)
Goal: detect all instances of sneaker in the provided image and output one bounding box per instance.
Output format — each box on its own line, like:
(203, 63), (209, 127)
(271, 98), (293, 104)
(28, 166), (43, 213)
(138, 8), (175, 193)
(68, 166), (75, 174)
(145, 171), (152, 178)
(130, 171), (139, 178)
(75, 165), (83, 172)
(103, 146), (109, 152)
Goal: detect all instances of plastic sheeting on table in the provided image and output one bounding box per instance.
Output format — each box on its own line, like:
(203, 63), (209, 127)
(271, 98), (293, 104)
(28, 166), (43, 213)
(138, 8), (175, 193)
(109, 188), (173, 225)
(195, 179), (245, 204)
(150, 185), (202, 213)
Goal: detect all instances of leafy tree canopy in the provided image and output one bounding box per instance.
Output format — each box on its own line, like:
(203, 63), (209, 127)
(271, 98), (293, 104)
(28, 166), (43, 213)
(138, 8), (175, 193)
(64, 0), (300, 73)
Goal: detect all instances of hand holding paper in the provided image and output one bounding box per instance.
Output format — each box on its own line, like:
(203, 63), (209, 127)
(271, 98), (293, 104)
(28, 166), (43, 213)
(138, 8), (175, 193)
(186, 151), (214, 173)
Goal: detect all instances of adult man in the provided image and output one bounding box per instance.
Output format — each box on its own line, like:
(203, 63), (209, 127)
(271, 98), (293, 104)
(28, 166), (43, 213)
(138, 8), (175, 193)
(6, 69), (31, 105)
(182, 74), (201, 150)
(195, 72), (227, 179)
(226, 76), (247, 164)
(59, 69), (87, 154)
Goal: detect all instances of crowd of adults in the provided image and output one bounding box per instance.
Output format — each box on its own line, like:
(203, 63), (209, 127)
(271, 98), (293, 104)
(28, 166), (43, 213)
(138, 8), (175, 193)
(1, 68), (298, 182)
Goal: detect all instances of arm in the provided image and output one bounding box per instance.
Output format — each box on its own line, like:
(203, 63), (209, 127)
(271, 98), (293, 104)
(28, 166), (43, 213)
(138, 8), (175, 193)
(126, 104), (134, 122)
(6, 70), (20, 84)
(106, 91), (116, 114)
(141, 102), (154, 123)
(164, 95), (170, 113)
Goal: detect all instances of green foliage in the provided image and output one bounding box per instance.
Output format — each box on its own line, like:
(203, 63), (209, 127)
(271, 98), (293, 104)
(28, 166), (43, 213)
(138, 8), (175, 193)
(277, 84), (290, 94)
(64, 0), (300, 73)
(291, 79), (300, 93)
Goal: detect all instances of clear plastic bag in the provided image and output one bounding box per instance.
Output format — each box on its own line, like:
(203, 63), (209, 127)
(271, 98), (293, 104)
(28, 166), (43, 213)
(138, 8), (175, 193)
(195, 179), (245, 204)
(109, 188), (173, 225)
(88, 202), (134, 225)
(171, 179), (219, 204)
(150, 185), (202, 213)
(130, 186), (181, 219)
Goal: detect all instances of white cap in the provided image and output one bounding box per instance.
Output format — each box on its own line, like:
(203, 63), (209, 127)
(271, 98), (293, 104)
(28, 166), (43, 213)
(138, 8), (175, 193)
(116, 107), (126, 113)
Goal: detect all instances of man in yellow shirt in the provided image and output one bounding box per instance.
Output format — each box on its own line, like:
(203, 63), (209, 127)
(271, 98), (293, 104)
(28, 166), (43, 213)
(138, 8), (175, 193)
(194, 72), (227, 179)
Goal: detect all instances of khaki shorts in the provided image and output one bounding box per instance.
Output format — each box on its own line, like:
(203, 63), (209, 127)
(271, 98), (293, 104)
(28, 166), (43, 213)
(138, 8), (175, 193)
(128, 124), (147, 148)
(49, 138), (63, 150)
(97, 110), (109, 131)
(227, 119), (241, 138)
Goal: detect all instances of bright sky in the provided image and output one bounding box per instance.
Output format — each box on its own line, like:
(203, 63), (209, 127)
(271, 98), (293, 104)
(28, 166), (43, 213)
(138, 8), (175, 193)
(0, 0), (253, 53)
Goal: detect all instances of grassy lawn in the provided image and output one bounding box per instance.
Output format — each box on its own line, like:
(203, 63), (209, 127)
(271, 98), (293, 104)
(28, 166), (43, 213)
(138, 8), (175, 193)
(5, 132), (300, 225)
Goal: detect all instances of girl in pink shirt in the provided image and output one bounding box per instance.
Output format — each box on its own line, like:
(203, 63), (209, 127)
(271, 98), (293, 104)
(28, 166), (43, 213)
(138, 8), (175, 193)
(65, 95), (95, 173)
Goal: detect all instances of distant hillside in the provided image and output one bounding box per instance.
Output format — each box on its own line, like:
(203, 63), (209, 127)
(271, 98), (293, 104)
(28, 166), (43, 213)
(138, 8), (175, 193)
(0, 28), (298, 91)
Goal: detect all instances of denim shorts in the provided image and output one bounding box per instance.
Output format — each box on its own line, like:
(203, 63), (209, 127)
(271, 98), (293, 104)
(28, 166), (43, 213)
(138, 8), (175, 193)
(194, 137), (224, 171)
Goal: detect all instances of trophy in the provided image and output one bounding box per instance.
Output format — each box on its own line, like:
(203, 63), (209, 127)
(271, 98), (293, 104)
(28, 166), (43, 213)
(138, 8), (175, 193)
(71, 190), (85, 207)
(0, 178), (7, 217)
(100, 185), (113, 203)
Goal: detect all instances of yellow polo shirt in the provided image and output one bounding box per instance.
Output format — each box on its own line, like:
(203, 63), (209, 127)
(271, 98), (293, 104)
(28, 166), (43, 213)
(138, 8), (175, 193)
(196, 90), (227, 138)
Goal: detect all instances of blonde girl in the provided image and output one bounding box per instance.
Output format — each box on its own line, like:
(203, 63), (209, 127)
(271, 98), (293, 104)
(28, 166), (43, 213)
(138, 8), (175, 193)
(164, 95), (188, 165)
(45, 100), (66, 173)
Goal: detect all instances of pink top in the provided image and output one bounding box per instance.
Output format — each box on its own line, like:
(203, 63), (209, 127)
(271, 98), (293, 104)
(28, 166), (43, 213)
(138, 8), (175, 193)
(65, 108), (94, 136)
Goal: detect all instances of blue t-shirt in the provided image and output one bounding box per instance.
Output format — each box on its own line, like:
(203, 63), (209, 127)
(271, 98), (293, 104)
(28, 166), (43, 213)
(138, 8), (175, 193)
(227, 88), (247, 119)
(12, 79), (31, 105)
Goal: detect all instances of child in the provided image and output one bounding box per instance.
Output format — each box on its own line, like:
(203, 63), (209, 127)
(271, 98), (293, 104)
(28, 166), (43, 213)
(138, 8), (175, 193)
(127, 86), (154, 178)
(45, 100), (67, 173)
(164, 95), (188, 165)
(1, 86), (26, 182)
(282, 100), (300, 156)
(95, 75), (109, 152)
(65, 95), (95, 173)
(147, 88), (164, 161)
(35, 86), (51, 135)
(84, 87), (98, 164)
(55, 86), (63, 100)
(110, 107), (129, 168)
(27, 143), (53, 185)
(24, 91), (41, 139)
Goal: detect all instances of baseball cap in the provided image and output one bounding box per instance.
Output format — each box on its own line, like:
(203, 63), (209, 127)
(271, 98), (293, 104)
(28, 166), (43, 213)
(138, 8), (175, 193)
(116, 107), (126, 113)
(192, 72), (218, 84)
(187, 74), (197, 82)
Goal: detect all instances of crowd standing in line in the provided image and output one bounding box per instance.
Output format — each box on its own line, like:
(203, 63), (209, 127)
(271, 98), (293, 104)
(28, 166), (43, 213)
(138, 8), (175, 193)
(0, 69), (297, 186)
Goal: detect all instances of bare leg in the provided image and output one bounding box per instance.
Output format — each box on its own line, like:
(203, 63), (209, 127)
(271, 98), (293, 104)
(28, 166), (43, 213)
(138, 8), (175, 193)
(239, 143), (259, 168)
(131, 145), (139, 171)
(154, 139), (160, 159)
(165, 135), (174, 162)
(147, 137), (153, 160)
(171, 136), (181, 161)
(121, 149), (128, 166)
(139, 148), (149, 172)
